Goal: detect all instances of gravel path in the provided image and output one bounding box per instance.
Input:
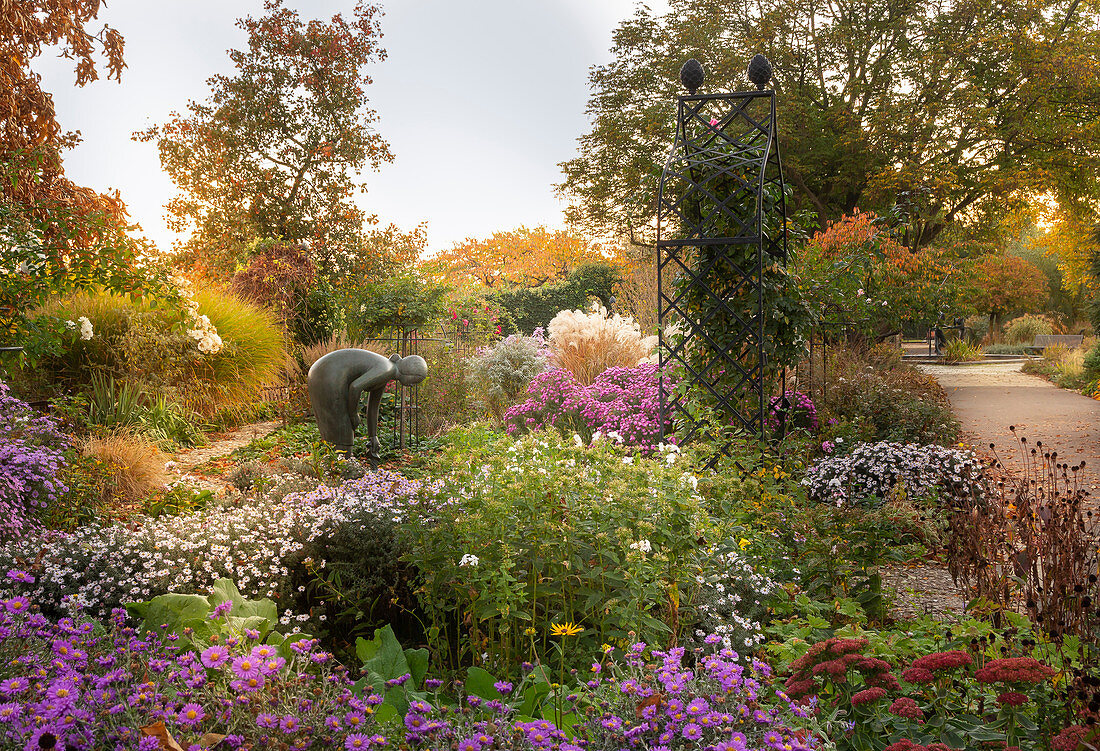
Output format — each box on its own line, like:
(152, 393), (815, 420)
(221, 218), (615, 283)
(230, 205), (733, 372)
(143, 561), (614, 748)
(167, 420), (281, 493)
(917, 362), (1100, 486)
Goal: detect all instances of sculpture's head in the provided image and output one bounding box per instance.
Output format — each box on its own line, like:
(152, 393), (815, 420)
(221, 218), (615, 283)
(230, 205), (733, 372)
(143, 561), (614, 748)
(393, 354), (428, 386)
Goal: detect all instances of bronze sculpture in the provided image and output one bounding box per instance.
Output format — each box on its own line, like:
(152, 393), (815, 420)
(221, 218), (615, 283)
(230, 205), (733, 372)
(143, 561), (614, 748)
(307, 349), (428, 465)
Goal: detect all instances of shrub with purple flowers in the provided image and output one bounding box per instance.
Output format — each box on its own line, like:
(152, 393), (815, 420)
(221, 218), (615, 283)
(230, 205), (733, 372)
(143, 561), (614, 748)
(767, 390), (819, 434)
(0, 382), (69, 541)
(503, 364), (668, 453)
(571, 638), (825, 751)
(0, 573), (382, 749)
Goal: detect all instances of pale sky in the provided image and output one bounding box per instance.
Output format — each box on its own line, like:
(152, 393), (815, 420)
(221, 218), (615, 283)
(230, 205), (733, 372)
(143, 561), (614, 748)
(34, 0), (666, 256)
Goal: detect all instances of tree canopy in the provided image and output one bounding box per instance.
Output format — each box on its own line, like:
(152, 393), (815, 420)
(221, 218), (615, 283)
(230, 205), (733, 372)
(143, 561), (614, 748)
(558, 0), (1100, 249)
(425, 226), (619, 290)
(0, 1), (175, 347)
(136, 0), (392, 277)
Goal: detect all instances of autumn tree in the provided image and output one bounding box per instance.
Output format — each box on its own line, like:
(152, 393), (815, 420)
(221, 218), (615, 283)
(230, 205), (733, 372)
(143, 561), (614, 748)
(426, 226), (619, 290)
(137, 0), (392, 278)
(970, 254), (1049, 334)
(558, 0), (1100, 249)
(1, 1), (171, 345)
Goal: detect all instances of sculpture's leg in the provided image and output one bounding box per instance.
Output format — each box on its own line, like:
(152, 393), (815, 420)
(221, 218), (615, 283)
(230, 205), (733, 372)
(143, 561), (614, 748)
(366, 387), (384, 469)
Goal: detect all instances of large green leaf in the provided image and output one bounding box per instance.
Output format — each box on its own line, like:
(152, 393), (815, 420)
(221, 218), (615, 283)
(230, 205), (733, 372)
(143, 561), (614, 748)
(207, 578), (278, 624)
(466, 667), (503, 701)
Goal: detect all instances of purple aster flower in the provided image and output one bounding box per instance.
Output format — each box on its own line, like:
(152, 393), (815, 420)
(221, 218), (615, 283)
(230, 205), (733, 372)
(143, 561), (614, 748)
(686, 698), (709, 716)
(260, 657), (286, 675)
(344, 711), (367, 730)
(681, 723), (703, 740)
(408, 700), (432, 714)
(230, 655), (261, 680)
(2, 678), (28, 697)
(279, 715), (300, 733)
(404, 713), (429, 732)
(346, 735), (371, 750)
(457, 738), (481, 751)
(256, 712), (278, 729)
(0, 702), (22, 723)
(178, 703), (205, 726)
(139, 737), (161, 751)
(6, 569), (34, 583)
(200, 645), (230, 669)
(493, 681), (513, 695)
(251, 645), (278, 661)
(385, 673), (410, 688)
(600, 716), (622, 731)
(4, 597), (29, 614)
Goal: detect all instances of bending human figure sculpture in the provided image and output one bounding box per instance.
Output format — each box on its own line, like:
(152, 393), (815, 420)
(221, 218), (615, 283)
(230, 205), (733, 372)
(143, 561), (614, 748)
(307, 349), (428, 466)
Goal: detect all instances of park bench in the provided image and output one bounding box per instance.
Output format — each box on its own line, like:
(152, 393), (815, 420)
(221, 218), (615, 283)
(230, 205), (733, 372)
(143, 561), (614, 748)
(1031, 334), (1084, 352)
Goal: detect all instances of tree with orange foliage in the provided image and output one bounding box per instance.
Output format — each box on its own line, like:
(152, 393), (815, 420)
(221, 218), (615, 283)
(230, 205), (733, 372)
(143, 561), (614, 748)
(1, 1), (171, 348)
(427, 226), (618, 290)
(136, 0), (392, 279)
(796, 211), (975, 333)
(970, 254), (1048, 334)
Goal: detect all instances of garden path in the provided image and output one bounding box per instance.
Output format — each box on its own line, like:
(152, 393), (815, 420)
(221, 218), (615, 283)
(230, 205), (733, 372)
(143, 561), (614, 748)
(168, 420), (281, 493)
(917, 361), (1100, 490)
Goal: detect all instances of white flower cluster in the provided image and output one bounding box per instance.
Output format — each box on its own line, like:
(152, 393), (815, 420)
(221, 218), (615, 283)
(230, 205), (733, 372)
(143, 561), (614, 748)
(803, 440), (985, 507)
(0, 469), (428, 617)
(694, 548), (780, 651)
(64, 316), (94, 340)
(174, 274), (224, 355)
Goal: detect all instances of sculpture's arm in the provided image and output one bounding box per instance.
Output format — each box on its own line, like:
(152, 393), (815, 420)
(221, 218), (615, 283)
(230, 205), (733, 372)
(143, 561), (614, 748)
(347, 372), (382, 429)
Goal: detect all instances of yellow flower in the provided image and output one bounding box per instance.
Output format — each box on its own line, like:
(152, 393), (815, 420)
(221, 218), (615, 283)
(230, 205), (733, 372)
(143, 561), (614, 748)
(549, 622), (584, 637)
(738, 538), (751, 550)
(524, 627), (537, 636)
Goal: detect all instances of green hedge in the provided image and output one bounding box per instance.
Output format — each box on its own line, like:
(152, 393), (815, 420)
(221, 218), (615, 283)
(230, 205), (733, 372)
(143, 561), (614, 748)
(493, 263), (621, 334)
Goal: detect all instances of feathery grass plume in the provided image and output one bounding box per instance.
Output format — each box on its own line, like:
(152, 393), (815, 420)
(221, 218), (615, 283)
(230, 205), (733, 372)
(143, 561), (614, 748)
(81, 429), (168, 506)
(547, 303), (656, 385)
(183, 287), (286, 414)
(1004, 313), (1058, 344)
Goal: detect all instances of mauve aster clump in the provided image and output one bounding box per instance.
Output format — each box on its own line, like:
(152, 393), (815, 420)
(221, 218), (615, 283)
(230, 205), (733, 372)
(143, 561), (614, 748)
(0, 570), (380, 749)
(0, 382), (69, 541)
(803, 441), (984, 506)
(766, 391), (818, 433)
(572, 639), (819, 751)
(504, 364), (668, 453)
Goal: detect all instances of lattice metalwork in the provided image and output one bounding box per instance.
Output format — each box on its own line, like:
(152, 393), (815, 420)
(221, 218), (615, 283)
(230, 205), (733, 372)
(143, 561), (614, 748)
(657, 57), (788, 462)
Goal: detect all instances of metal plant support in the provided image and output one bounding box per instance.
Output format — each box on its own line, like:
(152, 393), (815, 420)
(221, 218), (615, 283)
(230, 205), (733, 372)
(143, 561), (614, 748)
(657, 55), (788, 461)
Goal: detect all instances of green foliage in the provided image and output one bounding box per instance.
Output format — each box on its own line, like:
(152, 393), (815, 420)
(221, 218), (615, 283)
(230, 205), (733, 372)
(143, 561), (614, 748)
(354, 625), (430, 719)
(339, 273), (450, 339)
(416, 340), (474, 434)
(184, 287), (286, 414)
(0, 164), (177, 353)
(494, 263), (621, 334)
(941, 339), (984, 363)
(87, 371), (145, 430)
(136, 1), (392, 277)
(666, 179), (812, 427)
(125, 578), (310, 656)
(402, 426), (745, 677)
(293, 510), (421, 664)
(822, 346), (959, 444)
(466, 334), (550, 421)
(557, 0), (1100, 248)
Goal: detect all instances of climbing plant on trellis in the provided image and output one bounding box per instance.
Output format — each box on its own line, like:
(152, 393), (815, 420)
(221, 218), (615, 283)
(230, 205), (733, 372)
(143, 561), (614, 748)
(658, 55), (806, 463)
